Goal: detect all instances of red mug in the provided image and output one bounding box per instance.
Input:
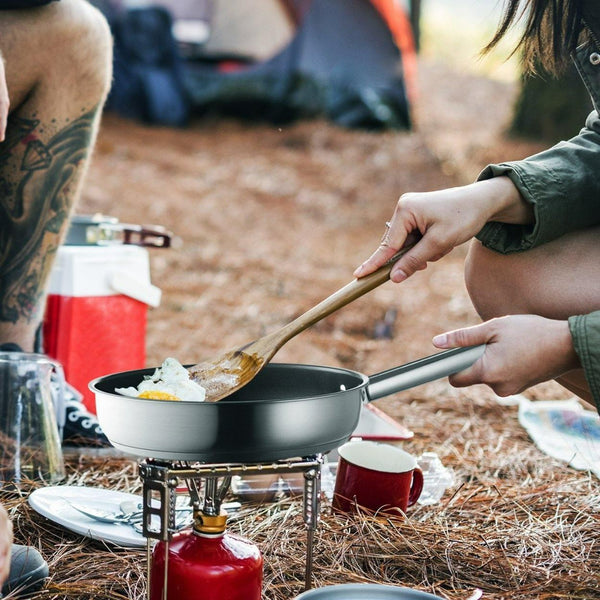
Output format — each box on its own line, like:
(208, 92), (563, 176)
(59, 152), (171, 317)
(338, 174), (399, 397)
(332, 440), (423, 516)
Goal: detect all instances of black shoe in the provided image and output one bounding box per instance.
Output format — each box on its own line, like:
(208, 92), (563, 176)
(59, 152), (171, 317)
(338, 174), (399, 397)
(62, 398), (111, 448)
(0, 343), (23, 353)
(0, 344), (110, 448)
(1, 544), (49, 596)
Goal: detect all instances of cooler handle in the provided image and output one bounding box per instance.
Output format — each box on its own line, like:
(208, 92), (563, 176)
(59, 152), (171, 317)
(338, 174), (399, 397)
(109, 271), (162, 307)
(98, 223), (172, 248)
(121, 225), (172, 248)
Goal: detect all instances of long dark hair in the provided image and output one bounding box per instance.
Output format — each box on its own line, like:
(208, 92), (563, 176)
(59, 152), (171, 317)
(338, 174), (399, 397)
(483, 0), (585, 73)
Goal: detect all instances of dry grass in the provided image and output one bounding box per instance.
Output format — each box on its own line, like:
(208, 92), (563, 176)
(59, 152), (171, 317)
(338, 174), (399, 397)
(3, 388), (599, 600)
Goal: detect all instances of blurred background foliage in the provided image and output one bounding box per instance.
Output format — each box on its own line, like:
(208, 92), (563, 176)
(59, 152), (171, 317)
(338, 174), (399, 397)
(417, 0), (592, 143)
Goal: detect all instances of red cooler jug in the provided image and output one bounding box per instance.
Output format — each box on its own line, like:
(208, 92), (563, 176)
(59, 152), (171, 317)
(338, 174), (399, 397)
(43, 215), (170, 414)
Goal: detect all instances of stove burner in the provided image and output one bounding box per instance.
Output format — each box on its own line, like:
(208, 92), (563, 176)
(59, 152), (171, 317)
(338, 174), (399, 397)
(139, 455), (323, 599)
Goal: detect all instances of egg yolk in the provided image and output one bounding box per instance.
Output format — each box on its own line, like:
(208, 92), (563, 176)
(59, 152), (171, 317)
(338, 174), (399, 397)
(138, 390), (181, 401)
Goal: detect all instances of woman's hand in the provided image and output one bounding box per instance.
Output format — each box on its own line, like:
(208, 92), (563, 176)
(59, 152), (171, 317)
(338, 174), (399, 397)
(0, 504), (13, 588)
(354, 176), (530, 282)
(433, 315), (580, 397)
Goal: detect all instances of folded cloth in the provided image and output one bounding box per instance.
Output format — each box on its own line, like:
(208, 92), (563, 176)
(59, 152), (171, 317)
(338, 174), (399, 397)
(504, 395), (600, 479)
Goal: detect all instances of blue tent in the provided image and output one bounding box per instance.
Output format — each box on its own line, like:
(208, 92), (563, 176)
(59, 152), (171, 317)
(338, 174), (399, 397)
(97, 0), (416, 130)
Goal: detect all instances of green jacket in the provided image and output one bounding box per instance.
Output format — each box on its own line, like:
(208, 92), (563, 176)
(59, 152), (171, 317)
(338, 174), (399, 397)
(475, 7), (600, 410)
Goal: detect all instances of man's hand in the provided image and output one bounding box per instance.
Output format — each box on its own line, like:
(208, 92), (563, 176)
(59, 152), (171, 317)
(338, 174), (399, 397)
(0, 55), (9, 142)
(0, 504), (13, 588)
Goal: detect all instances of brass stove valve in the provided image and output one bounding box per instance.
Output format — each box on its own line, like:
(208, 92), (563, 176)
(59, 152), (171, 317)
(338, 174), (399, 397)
(193, 509), (228, 534)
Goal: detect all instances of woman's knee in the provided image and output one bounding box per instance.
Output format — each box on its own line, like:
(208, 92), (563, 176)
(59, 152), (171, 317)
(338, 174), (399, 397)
(465, 230), (600, 321)
(464, 239), (519, 320)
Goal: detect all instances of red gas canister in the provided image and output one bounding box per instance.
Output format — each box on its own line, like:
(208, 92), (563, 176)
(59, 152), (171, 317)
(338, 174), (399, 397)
(43, 215), (169, 413)
(150, 511), (263, 600)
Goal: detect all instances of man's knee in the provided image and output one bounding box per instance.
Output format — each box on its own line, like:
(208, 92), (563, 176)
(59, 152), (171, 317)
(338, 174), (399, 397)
(0, 0), (113, 111)
(47, 0), (113, 105)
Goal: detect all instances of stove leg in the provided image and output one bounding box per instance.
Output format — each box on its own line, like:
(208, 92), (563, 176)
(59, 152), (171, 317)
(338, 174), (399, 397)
(147, 539), (152, 600)
(162, 541), (169, 600)
(302, 460), (322, 591)
(304, 525), (315, 590)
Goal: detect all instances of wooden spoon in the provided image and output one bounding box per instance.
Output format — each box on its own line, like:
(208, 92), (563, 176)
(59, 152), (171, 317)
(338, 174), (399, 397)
(189, 240), (418, 402)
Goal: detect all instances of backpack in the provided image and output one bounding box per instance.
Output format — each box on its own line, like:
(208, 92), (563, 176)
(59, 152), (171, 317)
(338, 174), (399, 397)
(107, 5), (189, 126)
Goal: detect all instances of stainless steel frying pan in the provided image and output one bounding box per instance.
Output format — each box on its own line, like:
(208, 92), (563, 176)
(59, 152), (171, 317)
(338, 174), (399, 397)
(90, 345), (484, 463)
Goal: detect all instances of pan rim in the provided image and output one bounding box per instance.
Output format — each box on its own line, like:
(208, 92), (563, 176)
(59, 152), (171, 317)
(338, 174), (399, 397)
(89, 361), (370, 405)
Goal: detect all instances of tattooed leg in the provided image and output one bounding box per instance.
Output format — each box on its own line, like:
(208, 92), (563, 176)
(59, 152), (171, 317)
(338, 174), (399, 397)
(0, 0), (112, 350)
(0, 110), (100, 325)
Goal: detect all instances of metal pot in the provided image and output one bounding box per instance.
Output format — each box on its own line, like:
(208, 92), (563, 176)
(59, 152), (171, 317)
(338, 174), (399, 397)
(294, 584), (443, 599)
(90, 345), (484, 463)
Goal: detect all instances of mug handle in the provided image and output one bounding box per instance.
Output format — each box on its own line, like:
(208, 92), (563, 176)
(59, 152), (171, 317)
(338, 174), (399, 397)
(407, 467), (424, 507)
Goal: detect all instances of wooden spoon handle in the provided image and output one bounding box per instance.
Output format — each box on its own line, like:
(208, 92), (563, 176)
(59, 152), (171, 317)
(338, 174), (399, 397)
(272, 240), (418, 346)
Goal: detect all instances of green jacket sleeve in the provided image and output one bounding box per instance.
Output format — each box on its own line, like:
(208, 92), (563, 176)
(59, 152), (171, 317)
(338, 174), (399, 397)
(475, 109), (600, 412)
(476, 110), (600, 254)
(569, 311), (600, 411)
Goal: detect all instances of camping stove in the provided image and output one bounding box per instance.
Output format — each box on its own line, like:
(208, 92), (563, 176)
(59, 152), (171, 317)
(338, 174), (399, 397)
(139, 455), (323, 600)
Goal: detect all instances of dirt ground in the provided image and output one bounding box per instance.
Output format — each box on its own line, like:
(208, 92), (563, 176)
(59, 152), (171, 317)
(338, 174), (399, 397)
(78, 58), (562, 418)
(16, 59), (599, 600)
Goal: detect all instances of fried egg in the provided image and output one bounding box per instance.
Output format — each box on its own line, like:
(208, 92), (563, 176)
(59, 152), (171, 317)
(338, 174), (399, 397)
(115, 357), (206, 402)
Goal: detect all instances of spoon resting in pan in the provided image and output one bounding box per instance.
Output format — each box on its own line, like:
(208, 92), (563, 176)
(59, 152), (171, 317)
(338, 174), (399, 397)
(188, 237), (420, 402)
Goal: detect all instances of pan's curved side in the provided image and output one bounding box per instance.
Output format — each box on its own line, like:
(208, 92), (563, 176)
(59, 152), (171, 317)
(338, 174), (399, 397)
(91, 364), (368, 462)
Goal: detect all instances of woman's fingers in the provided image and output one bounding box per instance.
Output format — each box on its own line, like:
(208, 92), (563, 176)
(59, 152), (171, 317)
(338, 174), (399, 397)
(432, 325), (487, 386)
(353, 219), (408, 278)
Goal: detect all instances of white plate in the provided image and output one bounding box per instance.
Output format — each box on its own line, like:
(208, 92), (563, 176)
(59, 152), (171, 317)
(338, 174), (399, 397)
(28, 486), (147, 548)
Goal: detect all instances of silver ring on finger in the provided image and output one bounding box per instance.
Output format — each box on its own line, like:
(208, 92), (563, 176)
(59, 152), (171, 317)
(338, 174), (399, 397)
(380, 221), (393, 247)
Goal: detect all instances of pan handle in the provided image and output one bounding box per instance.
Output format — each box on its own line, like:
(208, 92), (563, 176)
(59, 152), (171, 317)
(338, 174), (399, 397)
(366, 345), (486, 401)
